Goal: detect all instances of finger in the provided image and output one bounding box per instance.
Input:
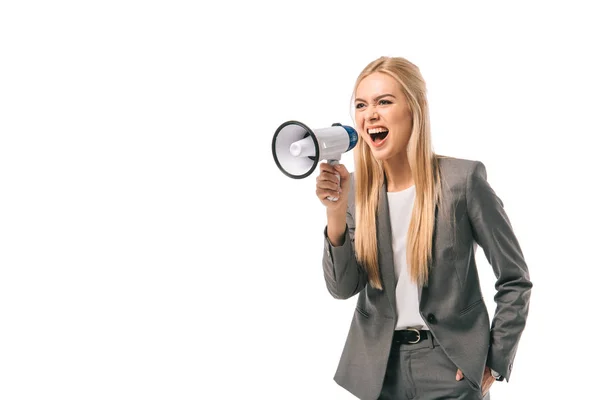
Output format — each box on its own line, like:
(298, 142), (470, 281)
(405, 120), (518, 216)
(321, 162), (349, 179)
(317, 181), (341, 193)
(483, 380), (493, 396)
(482, 379), (494, 396)
(317, 172), (341, 188)
(317, 189), (343, 201)
(456, 369), (464, 381)
(334, 164), (350, 180)
(483, 366), (492, 378)
(317, 183), (341, 193)
(317, 170), (341, 184)
(319, 162), (339, 174)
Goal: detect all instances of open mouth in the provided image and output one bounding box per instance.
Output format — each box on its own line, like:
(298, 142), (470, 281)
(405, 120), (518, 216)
(368, 128), (389, 144)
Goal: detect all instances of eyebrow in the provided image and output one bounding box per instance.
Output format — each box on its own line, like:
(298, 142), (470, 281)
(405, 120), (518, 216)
(354, 93), (396, 103)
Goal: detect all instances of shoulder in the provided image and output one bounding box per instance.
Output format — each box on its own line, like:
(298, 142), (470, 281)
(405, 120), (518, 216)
(437, 155), (485, 176)
(436, 155), (487, 187)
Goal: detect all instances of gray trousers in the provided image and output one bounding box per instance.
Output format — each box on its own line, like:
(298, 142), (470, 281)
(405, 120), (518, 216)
(378, 332), (492, 400)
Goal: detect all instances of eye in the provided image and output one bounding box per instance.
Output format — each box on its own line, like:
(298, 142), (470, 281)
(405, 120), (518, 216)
(355, 103), (365, 109)
(379, 99), (392, 105)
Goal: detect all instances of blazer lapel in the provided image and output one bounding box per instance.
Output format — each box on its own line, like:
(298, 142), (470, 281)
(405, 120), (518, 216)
(417, 193), (440, 307)
(377, 180), (397, 317)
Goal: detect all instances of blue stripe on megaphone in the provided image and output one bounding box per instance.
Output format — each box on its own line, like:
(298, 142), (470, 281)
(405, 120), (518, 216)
(342, 126), (358, 151)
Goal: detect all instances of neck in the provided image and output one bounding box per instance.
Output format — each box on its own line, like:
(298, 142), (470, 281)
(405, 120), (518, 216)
(383, 154), (414, 192)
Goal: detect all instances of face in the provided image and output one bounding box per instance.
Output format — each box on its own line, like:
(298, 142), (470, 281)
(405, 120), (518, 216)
(354, 72), (413, 162)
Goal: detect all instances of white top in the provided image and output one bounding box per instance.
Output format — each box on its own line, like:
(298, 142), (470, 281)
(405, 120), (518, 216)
(387, 185), (429, 331)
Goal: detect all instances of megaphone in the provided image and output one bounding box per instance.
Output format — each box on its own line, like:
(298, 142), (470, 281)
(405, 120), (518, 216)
(272, 120), (358, 201)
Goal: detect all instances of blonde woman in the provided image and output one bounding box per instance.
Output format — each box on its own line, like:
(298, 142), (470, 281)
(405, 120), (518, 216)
(317, 57), (532, 400)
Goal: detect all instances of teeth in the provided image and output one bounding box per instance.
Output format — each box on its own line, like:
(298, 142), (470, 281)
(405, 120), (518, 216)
(368, 128), (388, 134)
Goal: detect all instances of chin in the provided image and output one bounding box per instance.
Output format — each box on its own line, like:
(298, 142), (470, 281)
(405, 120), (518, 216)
(368, 148), (392, 161)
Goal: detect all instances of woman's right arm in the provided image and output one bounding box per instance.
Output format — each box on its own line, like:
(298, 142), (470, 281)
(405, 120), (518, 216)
(317, 163), (368, 299)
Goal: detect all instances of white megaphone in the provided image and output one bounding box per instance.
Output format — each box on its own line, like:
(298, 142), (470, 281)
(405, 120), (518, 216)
(272, 120), (358, 201)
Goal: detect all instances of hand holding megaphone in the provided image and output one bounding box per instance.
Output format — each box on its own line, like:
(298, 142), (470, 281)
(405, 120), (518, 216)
(316, 162), (350, 210)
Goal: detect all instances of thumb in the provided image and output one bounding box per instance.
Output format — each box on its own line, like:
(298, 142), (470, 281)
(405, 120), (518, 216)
(334, 163), (349, 180)
(456, 369), (464, 381)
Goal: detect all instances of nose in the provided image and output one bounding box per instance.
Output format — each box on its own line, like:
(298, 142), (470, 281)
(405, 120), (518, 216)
(367, 107), (379, 121)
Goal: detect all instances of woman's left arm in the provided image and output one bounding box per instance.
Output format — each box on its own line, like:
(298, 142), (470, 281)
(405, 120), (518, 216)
(466, 161), (533, 382)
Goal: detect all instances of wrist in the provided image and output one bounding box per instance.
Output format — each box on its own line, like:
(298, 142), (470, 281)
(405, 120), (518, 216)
(326, 224), (346, 247)
(326, 204), (346, 219)
(326, 210), (346, 238)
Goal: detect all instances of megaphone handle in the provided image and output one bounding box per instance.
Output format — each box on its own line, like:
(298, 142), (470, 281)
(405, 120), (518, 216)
(326, 159), (340, 202)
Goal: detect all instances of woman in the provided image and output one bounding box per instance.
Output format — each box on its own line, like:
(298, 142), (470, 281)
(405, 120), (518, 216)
(316, 57), (532, 400)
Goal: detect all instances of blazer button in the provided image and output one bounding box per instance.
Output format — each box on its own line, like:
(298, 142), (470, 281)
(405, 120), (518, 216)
(427, 314), (436, 324)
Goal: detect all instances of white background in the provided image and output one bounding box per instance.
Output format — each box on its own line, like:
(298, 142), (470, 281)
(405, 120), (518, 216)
(1, 1), (598, 399)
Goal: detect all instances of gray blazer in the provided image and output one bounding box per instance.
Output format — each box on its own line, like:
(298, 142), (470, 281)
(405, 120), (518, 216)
(322, 156), (532, 400)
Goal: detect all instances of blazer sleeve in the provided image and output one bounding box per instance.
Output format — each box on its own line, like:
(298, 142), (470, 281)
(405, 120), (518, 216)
(322, 202), (368, 300)
(466, 161), (532, 382)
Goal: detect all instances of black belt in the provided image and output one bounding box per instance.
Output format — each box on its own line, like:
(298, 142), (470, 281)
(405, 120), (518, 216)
(393, 329), (429, 344)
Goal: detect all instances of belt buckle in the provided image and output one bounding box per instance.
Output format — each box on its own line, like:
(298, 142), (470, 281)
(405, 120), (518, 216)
(407, 328), (420, 344)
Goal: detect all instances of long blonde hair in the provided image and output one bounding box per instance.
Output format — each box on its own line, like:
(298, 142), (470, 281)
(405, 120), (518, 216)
(353, 57), (442, 290)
